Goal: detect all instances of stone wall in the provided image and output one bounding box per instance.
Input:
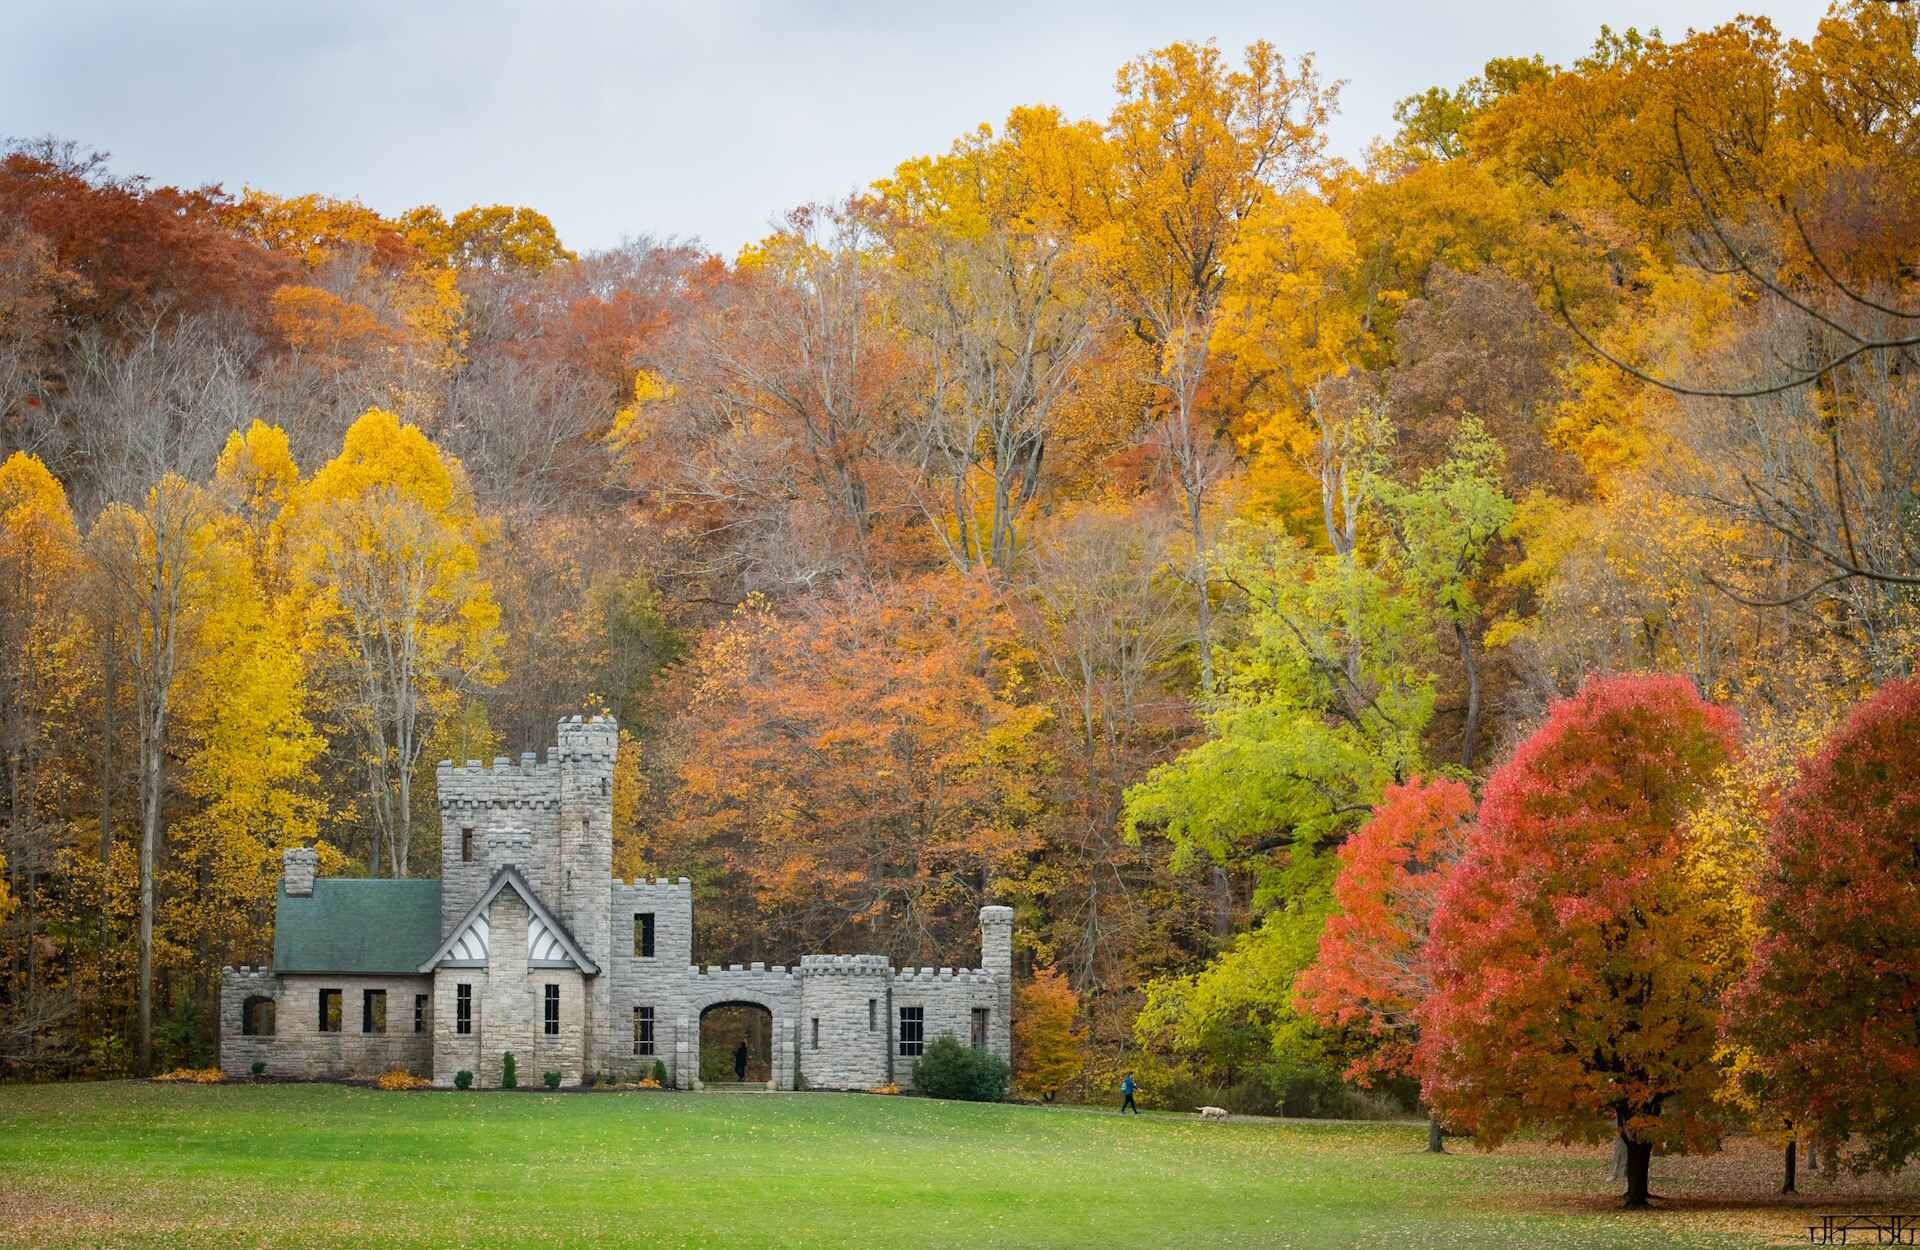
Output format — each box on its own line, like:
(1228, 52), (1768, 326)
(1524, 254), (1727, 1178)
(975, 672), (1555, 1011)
(683, 965), (803, 1090)
(244, 973), (435, 1078)
(218, 965), (278, 1075)
(797, 955), (891, 1090)
(436, 754), (561, 936)
(607, 877), (693, 1083)
(890, 967), (1001, 1090)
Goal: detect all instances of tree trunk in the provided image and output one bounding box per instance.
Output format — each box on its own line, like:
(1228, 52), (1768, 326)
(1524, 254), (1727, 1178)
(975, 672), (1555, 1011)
(1610, 1133), (1628, 1182)
(1427, 1113), (1446, 1154)
(137, 707), (160, 1077)
(1805, 1137), (1818, 1172)
(98, 621), (116, 962)
(1188, 488), (1213, 694)
(1210, 866), (1232, 942)
(1622, 1139), (1653, 1209)
(1782, 1138), (1797, 1194)
(1453, 619), (1482, 770)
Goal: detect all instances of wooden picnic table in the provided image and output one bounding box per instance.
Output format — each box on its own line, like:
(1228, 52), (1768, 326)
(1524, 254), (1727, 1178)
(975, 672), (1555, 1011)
(1807, 1213), (1919, 1244)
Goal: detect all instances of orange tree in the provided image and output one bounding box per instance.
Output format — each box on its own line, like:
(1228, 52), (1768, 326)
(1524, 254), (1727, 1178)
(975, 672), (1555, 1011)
(1724, 678), (1920, 1176)
(1295, 776), (1474, 1150)
(1417, 673), (1741, 1208)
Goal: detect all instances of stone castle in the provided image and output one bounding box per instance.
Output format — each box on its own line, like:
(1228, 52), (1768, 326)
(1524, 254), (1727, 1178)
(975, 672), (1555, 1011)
(220, 715), (1013, 1089)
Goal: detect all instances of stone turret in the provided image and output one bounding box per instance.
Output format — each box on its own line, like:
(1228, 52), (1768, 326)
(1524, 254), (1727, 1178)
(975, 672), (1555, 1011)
(979, 905), (1014, 1061)
(555, 714), (617, 1073)
(283, 847), (317, 897)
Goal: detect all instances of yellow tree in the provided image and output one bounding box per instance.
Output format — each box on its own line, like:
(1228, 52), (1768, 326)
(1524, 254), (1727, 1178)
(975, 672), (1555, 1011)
(288, 408), (500, 877)
(0, 453), (78, 1002)
(163, 428), (327, 983)
(1015, 964), (1088, 1101)
(1084, 41), (1336, 689)
(84, 473), (227, 1073)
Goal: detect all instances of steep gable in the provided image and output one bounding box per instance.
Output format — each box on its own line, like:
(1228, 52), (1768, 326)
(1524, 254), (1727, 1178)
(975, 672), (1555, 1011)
(418, 866), (598, 975)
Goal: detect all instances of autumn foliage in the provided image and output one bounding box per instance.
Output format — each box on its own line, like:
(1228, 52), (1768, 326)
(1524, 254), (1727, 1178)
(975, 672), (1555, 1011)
(1015, 965), (1087, 1101)
(1295, 777), (1473, 1083)
(1418, 674), (1741, 1206)
(1724, 678), (1920, 1176)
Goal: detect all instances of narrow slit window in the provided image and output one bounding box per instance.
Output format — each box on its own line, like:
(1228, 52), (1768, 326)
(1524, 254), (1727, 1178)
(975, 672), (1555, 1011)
(898, 1005), (924, 1057)
(634, 912), (655, 958)
(318, 988), (342, 1033)
(363, 988), (387, 1034)
(456, 983), (473, 1035)
(811, 1017), (820, 1049)
(543, 984), (560, 1036)
(633, 1005), (655, 1056)
(460, 828), (474, 863)
(413, 994), (427, 1034)
(971, 1007), (989, 1051)
(867, 998), (876, 1032)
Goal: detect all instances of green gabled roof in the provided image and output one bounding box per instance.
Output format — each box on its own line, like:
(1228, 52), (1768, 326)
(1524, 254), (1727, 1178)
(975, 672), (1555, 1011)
(273, 878), (443, 975)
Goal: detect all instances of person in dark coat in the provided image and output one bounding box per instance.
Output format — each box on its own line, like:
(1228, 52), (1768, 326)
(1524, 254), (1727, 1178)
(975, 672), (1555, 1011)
(1119, 1072), (1139, 1114)
(734, 1038), (749, 1081)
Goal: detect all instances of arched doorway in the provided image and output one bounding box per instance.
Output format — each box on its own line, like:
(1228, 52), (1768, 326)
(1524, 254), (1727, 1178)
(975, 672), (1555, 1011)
(699, 1001), (773, 1085)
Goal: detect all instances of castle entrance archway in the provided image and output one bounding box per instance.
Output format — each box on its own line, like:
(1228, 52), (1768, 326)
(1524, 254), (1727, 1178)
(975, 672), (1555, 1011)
(698, 1001), (773, 1086)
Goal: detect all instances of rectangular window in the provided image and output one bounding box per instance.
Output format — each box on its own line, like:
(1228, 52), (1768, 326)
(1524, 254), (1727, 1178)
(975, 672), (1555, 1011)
(318, 988), (342, 1033)
(868, 998), (876, 1032)
(414, 994), (427, 1034)
(898, 1005), (924, 1057)
(634, 912), (655, 958)
(461, 828), (474, 863)
(363, 989), (387, 1034)
(811, 1017), (820, 1050)
(971, 1007), (990, 1051)
(543, 983), (560, 1036)
(456, 983), (472, 1035)
(633, 1005), (655, 1056)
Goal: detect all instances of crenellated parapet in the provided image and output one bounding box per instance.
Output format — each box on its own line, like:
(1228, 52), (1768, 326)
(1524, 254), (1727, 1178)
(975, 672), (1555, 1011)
(799, 954), (892, 978)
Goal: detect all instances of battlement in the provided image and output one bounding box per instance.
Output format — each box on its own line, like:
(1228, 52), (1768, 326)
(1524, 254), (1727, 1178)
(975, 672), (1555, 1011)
(220, 964), (277, 991)
(555, 714), (618, 763)
(613, 876), (693, 894)
(893, 966), (996, 985)
(691, 963), (798, 981)
(798, 954), (891, 977)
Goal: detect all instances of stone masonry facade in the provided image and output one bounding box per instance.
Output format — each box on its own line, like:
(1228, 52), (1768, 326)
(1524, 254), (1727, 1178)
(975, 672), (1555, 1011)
(220, 714), (1014, 1089)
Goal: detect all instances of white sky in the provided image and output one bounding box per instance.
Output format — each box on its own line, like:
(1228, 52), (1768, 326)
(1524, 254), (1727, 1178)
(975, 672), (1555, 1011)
(8, 0), (1833, 258)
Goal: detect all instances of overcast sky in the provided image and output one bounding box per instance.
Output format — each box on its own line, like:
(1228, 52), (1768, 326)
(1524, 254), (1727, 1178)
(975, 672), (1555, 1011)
(9, 1), (1832, 258)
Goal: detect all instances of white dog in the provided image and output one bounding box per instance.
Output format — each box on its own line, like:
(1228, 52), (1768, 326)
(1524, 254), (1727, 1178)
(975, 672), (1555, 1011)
(1196, 1105), (1230, 1121)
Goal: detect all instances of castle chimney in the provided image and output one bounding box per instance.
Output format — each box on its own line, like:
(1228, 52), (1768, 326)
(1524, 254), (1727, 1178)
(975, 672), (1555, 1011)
(978, 905), (1013, 980)
(283, 847), (318, 897)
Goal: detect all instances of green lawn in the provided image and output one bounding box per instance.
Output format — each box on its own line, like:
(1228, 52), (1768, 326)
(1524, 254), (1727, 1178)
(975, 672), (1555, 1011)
(0, 1083), (1910, 1249)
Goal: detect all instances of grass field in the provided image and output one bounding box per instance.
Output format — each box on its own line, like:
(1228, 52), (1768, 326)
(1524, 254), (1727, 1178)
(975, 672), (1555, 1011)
(1, 1083), (1915, 1249)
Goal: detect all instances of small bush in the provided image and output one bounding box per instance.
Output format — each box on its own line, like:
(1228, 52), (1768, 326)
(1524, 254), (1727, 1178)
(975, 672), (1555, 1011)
(249, 1061), (266, 1078)
(501, 1052), (517, 1089)
(152, 1067), (225, 1084)
(376, 1067), (430, 1091)
(543, 1070), (562, 1089)
(913, 1035), (1009, 1102)
(651, 1059), (669, 1085)
(454, 1069), (473, 1090)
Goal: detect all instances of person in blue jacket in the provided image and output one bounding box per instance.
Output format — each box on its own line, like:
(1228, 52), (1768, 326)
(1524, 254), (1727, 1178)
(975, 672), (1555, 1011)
(1119, 1072), (1139, 1115)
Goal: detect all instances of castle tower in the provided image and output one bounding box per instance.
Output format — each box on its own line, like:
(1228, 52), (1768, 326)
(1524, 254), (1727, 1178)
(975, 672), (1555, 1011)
(556, 714), (617, 1071)
(979, 905), (1014, 1061)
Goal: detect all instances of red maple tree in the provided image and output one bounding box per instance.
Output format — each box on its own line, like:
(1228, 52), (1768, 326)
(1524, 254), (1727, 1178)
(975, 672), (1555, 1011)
(1723, 677), (1920, 1176)
(1417, 673), (1741, 1208)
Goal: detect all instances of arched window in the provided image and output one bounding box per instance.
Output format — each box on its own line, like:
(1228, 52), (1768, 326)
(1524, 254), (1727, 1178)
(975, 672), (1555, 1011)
(241, 995), (276, 1037)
